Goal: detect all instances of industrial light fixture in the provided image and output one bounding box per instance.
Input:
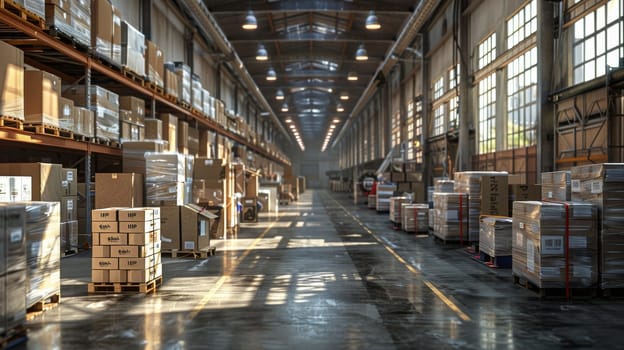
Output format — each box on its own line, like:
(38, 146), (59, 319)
(266, 67), (277, 81)
(256, 44), (268, 61)
(355, 44), (368, 61)
(285, 117), (292, 123)
(336, 104), (344, 112)
(242, 10), (258, 30)
(275, 89), (285, 100)
(365, 11), (381, 30)
(332, 118), (340, 123)
(281, 103), (289, 112)
(340, 92), (349, 100)
(347, 71), (358, 81)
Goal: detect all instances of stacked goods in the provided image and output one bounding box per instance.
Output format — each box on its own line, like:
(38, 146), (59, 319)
(25, 202), (61, 308)
(91, 0), (114, 62)
(454, 171), (508, 242)
(192, 158), (226, 206)
(202, 90), (212, 118)
(508, 184), (541, 216)
(570, 163), (624, 289)
(173, 62), (191, 105)
(145, 153), (186, 206)
(90, 208), (162, 289)
(45, 0), (73, 38)
(145, 40), (164, 87)
(160, 114), (178, 153)
(23, 0), (45, 18)
(159, 204), (216, 252)
(367, 194), (376, 209)
(111, 5), (122, 66)
(64, 85), (119, 142)
(121, 21), (145, 76)
(119, 96), (145, 142)
(434, 179), (455, 193)
(0, 176), (31, 202)
(24, 70), (61, 127)
(389, 196), (409, 224)
(541, 171), (571, 201)
(164, 63), (178, 99)
(121, 140), (168, 174)
(401, 204), (428, 233)
(0, 40), (24, 121)
(479, 216), (513, 258)
(512, 201), (597, 289)
(0, 204), (27, 336)
(70, 0), (91, 46)
(0, 163), (62, 201)
(191, 74), (203, 111)
(432, 192), (468, 242)
(60, 168), (79, 253)
(375, 184), (396, 212)
(95, 173), (143, 209)
(58, 97), (74, 133)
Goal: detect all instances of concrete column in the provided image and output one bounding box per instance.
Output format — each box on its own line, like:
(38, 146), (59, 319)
(457, 0), (473, 171)
(537, 0), (555, 173)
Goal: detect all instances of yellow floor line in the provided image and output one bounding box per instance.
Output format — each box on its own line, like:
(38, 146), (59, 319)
(189, 214), (281, 320)
(329, 194), (471, 322)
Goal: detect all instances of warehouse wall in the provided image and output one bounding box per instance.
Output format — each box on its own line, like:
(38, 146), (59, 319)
(152, 1), (186, 63)
(111, 0), (141, 29)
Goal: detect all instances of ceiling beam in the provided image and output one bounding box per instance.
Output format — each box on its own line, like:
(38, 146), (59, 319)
(240, 55), (384, 64)
(206, 1), (413, 14)
(228, 31), (394, 43)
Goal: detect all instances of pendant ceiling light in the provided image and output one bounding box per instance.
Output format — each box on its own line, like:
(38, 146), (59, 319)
(365, 11), (381, 30)
(347, 71), (358, 81)
(242, 10), (257, 30)
(336, 104), (344, 112)
(355, 44), (368, 61)
(281, 103), (289, 112)
(275, 89), (285, 100)
(256, 44), (268, 61)
(266, 67), (277, 81)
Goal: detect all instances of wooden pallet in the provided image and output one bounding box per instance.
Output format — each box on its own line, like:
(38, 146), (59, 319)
(147, 81), (165, 95)
(93, 137), (120, 148)
(164, 94), (178, 104)
(122, 67), (146, 86)
(162, 247), (216, 259)
(432, 235), (471, 246)
(24, 123), (73, 139)
(513, 274), (597, 299)
(472, 251), (512, 268)
(0, 116), (23, 130)
(88, 276), (163, 294)
(0, 324), (27, 349)
(26, 293), (60, 320)
(73, 134), (96, 143)
(0, 0), (45, 29)
(179, 101), (192, 110)
(46, 26), (90, 52)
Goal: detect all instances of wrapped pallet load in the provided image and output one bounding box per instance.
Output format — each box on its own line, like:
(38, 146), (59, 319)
(432, 192), (469, 242)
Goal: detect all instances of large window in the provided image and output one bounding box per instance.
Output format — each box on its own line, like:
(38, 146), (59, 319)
(478, 73), (497, 154)
(573, 0), (623, 84)
(448, 65), (460, 90)
(432, 105), (445, 136)
(507, 0), (537, 49)
(433, 76), (444, 100)
(478, 33), (497, 70)
(391, 110), (401, 147)
(406, 101), (414, 160)
(506, 47), (538, 150)
(414, 100), (423, 163)
(448, 96), (458, 130)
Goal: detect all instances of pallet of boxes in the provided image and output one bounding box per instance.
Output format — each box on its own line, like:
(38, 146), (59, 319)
(89, 207), (162, 294)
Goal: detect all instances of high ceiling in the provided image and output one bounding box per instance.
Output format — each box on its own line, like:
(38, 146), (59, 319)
(205, 0), (417, 152)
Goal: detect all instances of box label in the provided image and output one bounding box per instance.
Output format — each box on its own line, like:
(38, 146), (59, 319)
(573, 265), (592, 278)
(569, 236), (587, 249)
(541, 235), (564, 255)
(527, 240), (535, 272)
(184, 241), (195, 250)
(540, 266), (560, 278)
(591, 180), (603, 194)
(571, 179), (581, 193)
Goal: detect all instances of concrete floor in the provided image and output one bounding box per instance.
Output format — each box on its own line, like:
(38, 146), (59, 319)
(19, 189), (624, 349)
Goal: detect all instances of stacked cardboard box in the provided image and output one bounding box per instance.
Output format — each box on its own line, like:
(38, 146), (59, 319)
(434, 179), (455, 193)
(70, 0), (90, 46)
(164, 63), (178, 99)
(91, 0), (114, 63)
(119, 96), (145, 142)
(432, 192), (469, 242)
(479, 216), (513, 258)
(401, 203), (429, 233)
(0, 163), (62, 201)
(375, 184), (396, 212)
(512, 201), (597, 288)
(159, 204), (216, 251)
(177, 120), (189, 155)
(508, 184), (541, 216)
(120, 20), (145, 76)
(570, 163), (624, 288)
(95, 173), (143, 209)
(64, 85), (119, 142)
(0, 203), (27, 335)
(541, 171), (571, 201)
(160, 114), (178, 153)
(173, 62), (191, 105)
(145, 40), (164, 87)
(389, 196), (409, 224)
(58, 97), (74, 133)
(144, 119), (162, 140)
(91, 207), (162, 284)
(23, 0), (45, 18)
(25, 202), (61, 308)
(0, 40), (24, 121)
(60, 168), (79, 253)
(121, 140), (168, 174)
(0, 176), (32, 202)
(145, 153), (186, 206)
(454, 171), (508, 242)
(192, 158), (226, 206)
(45, 0), (73, 39)
(24, 70), (61, 127)
(111, 5), (122, 66)
(191, 74), (203, 111)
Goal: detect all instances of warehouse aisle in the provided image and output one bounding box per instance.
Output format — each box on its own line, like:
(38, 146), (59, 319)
(21, 189), (624, 349)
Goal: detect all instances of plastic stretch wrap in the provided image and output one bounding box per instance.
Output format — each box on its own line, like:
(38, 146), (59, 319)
(145, 153), (186, 183)
(64, 85), (119, 141)
(432, 192), (469, 241)
(389, 196), (409, 223)
(512, 201), (597, 289)
(25, 202), (60, 309)
(541, 171), (571, 201)
(479, 216), (513, 257)
(192, 74), (203, 111)
(173, 62), (191, 104)
(434, 179), (455, 193)
(571, 163), (624, 288)
(24, 0), (44, 18)
(375, 184), (396, 212)
(454, 171), (507, 242)
(202, 89), (211, 117)
(45, 3), (73, 36)
(121, 21), (145, 77)
(402, 204), (428, 233)
(70, 0), (90, 46)
(146, 181), (185, 206)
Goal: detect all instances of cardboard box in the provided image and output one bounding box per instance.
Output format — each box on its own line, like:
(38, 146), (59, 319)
(119, 256), (156, 270)
(92, 257), (118, 270)
(91, 208), (118, 222)
(45, 4), (72, 38)
(95, 173), (144, 208)
(91, 0), (113, 62)
(91, 269), (109, 283)
(0, 176), (32, 202)
(127, 231), (155, 246)
(24, 70), (61, 127)
(144, 119), (162, 140)
(61, 168), (77, 196)
(188, 128), (199, 156)
(0, 163), (62, 201)
(120, 20), (145, 76)
(160, 113), (178, 152)
(246, 175), (259, 198)
(160, 206), (180, 250)
(118, 221), (156, 233)
(64, 85), (119, 142)
(146, 182), (185, 207)
(127, 263), (161, 283)
(178, 120), (189, 155)
(0, 40), (24, 121)
(508, 184), (541, 216)
(91, 222), (118, 233)
(99, 233), (127, 245)
(145, 40), (164, 87)
(61, 196), (78, 221)
(193, 158), (223, 182)
(58, 97), (74, 132)
(164, 65), (178, 99)
(110, 245), (145, 258)
(145, 153), (185, 183)
(391, 172), (405, 183)
(180, 204), (216, 251)
(109, 269), (126, 283)
(173, 62), (191, 104)
(397, 182), (411, 192)
(74, 106), (95, 138)
(70, 0), (90, 46)
(117, 208), (155, 222)
(91, 245), (110, 258)
(120, 96), (145, 125)
(91, 232), (100, 246)
(480, 175), (509, 216)
(111, 5), (122, 65)
(122, 140), (167, 174)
